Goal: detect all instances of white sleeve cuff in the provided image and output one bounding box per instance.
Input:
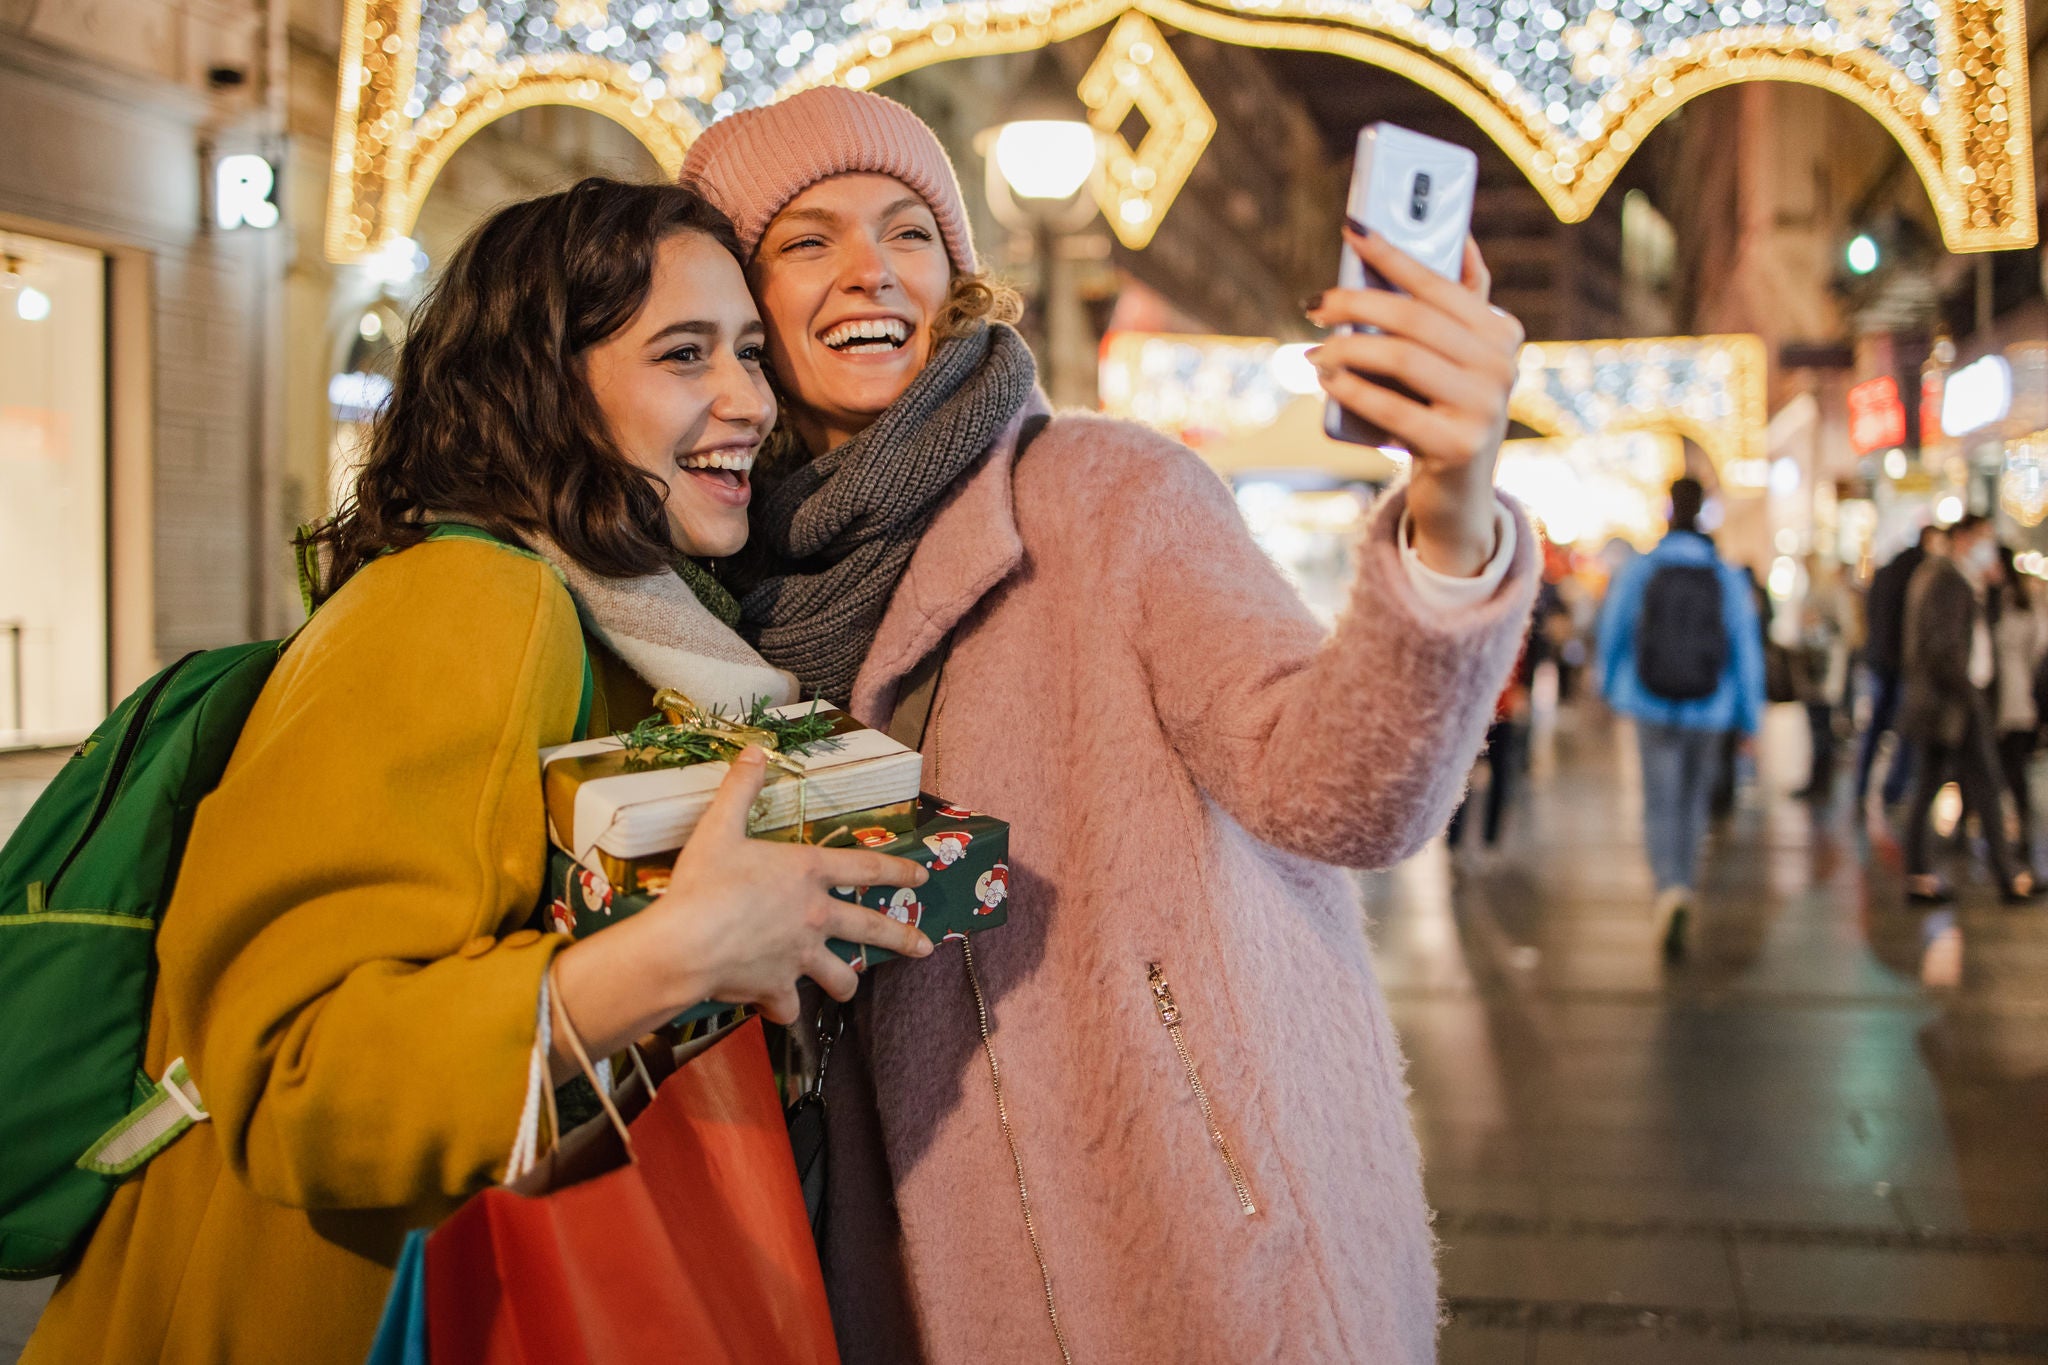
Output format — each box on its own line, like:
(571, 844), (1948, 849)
(1397, 499), (1517, 612)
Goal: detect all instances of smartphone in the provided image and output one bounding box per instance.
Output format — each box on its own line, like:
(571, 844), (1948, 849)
(1324, 123), (1479, 446)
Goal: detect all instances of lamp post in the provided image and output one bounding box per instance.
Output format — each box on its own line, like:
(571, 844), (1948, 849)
(981, 48), (1101, 406)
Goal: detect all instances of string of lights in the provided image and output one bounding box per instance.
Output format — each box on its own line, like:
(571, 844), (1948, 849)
(326, 0), (2033, 264)
(2003, 430), (2048, 528)
(1097, 328), (1767, 486)
(1510, 333), (1769, 473)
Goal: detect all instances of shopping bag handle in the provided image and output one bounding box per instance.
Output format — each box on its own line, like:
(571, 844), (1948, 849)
(547, 960), (636, 1160)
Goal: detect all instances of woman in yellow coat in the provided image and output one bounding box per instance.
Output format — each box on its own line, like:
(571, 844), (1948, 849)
(24, 179), (933, 1364)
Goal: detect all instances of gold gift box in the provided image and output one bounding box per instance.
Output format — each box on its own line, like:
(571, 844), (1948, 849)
(541, 703), (926, 896)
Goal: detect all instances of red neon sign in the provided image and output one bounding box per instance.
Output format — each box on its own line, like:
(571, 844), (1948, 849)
(1921, 371), (1945, 446)
(1848, 376), (1906, 455)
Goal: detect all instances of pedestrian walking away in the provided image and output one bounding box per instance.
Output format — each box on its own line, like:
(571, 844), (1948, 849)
(1793, 554), (1855, 802)
(1991, 543), (2046, 880)
(1596, 476), (1766, 958)
(1856, 524), (1944, 810)
(1899, 514), (2035, 905)
(1449, 627), (1537, 859)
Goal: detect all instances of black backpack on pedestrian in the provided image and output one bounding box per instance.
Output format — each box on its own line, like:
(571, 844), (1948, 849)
(1636, 563), (1729, 701)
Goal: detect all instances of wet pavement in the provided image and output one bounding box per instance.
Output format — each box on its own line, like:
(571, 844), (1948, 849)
(5, 701), (2047, 1362)
(1376, 701), (2048, 1363)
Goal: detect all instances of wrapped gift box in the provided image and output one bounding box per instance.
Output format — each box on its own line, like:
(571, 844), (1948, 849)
(540, 702), (924, 896)
(539, 797), (1011, 1025)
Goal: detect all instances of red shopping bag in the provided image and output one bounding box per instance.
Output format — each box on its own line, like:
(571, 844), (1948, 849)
(424, 972), (838, 1365)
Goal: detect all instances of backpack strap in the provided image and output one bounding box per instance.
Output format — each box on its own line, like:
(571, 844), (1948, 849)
(295, 522), (596, 738)
(76, 1058), (207, 1177)
(419, 524), (596, 739)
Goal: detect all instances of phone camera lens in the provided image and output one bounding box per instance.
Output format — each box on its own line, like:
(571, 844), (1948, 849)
(1410, 172), (1431, 222)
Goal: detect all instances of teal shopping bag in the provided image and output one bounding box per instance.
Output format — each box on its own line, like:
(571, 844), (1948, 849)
(365, 1229), (429, 1365)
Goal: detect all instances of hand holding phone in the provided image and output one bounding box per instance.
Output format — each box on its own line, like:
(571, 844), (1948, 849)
(1309, 123), (1525, 576)
(1325, 124), (1478, 446)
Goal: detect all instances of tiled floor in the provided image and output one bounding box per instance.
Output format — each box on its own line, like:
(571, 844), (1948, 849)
(1374, 702), (2048, 1364)
(5, 703), (2046, 1363)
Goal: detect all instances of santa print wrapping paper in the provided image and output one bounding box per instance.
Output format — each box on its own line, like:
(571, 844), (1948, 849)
(537, 796), (1010, 1025)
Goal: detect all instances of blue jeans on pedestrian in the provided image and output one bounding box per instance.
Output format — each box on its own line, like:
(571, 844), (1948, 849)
(1637, 720), (1727, 894)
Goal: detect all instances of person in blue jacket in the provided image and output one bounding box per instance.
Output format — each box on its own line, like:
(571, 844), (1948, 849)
(1597, 477), (1767, 958)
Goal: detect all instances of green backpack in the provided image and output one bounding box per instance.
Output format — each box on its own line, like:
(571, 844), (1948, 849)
(0, 524), (589, 1279)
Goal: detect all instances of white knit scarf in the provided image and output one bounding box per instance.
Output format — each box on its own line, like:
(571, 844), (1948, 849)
(522, 531), (798, 713)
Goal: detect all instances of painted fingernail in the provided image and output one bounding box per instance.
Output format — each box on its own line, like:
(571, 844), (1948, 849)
(1344, 215), (1370, 238)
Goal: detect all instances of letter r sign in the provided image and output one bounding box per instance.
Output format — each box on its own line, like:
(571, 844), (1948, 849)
(216, 154), (279, 230)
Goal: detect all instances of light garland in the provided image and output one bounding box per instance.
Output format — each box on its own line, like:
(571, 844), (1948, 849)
(1495, 429), (1682, 545)
(1078, 13), (1216, 248)
(326, 0), (2034, 263)
(1098, 330), (1289, 441)
(1098, 329), (1765, 488)
(1509, 333), (1768, 475)
(2002, 429), (2048, 528)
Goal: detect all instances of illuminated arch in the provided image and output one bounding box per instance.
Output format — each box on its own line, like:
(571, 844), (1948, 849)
(326, 0), (2033, 263)
(402, 61), (697, 242)
(326, 2), (697, 259)
(1509, 333), (1769, 473)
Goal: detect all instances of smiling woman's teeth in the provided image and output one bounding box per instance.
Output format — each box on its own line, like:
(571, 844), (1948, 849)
(678, 451), (753, 487)
(823, 319), (909, 352)
(679, 451), (753, 472)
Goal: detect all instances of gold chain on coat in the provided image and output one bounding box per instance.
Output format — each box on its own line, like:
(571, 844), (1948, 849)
(1146, 965), (1257, 1216)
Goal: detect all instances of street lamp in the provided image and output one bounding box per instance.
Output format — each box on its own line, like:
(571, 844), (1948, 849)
(982, 49), (1100, 230)
(981, 47), (1102, 405)
(992, 121), (1097, 201)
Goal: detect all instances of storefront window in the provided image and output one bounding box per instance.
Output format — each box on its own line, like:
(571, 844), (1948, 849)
(0, 234), (106, 745)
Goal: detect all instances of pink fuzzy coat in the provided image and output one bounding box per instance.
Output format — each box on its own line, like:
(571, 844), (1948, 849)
(821, 407), (1536, 1364)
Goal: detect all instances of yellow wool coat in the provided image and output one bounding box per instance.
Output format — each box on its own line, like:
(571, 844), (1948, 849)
(25, 535), (650, 1365)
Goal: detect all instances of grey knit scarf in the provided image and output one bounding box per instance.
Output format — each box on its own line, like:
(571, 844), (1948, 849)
(726, 322), (1038, 704)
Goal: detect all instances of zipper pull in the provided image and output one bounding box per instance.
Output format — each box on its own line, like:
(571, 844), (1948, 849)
(1146, 962), (1181, 1026)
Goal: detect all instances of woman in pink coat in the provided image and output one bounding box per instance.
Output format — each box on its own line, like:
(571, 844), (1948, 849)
(684, 88), (1534, 1363)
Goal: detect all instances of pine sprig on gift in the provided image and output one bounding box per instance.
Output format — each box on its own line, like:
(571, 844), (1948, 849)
(617, 697), (839, 768)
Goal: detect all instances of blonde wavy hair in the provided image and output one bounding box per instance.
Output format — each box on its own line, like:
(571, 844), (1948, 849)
(933, 271), (1024, 340)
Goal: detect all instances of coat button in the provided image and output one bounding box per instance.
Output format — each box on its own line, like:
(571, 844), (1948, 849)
(458, 935), (496, 959)
(502, 929), (543, 949)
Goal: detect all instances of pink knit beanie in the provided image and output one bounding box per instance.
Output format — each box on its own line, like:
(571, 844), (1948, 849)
(681, 87), (978, 273)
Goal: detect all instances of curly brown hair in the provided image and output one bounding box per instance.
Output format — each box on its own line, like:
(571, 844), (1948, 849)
(304, 178), (746, 601)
